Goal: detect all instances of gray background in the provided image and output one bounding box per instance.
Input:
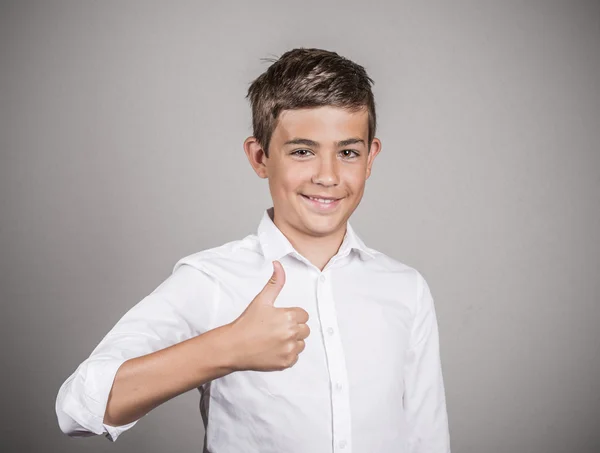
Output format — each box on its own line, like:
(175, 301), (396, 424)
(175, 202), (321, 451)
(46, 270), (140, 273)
(1, 1), (599, 452)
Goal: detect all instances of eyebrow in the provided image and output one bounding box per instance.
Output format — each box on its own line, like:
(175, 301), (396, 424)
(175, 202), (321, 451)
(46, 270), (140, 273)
(283, 138), (366, 148)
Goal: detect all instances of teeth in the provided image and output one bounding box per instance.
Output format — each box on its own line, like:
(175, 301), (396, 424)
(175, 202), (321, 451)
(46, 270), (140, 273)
(308, 196), (335, 204)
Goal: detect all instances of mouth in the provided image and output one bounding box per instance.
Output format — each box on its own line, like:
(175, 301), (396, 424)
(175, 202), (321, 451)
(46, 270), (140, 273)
(299, 194), (343, 211)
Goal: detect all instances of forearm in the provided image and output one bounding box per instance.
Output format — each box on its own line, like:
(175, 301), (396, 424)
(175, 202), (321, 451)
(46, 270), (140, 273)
(103, 323), (237, 427)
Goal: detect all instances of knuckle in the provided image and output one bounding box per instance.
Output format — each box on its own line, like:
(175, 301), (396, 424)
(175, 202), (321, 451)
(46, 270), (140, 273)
(285, 341), (295, 354)
(288, 354), (299, 367)
(282, 354), (294, 368)
(295, 324), (308, 340)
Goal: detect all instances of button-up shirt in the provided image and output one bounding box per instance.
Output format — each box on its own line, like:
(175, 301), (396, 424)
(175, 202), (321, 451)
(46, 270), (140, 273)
(56, 207), (451, 452)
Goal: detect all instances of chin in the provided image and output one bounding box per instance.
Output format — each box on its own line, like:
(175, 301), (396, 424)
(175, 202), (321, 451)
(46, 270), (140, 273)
(301, 215), (347, 236)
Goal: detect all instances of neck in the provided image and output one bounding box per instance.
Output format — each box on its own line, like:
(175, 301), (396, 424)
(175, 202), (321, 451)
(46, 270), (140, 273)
(271, 209), (346, 271)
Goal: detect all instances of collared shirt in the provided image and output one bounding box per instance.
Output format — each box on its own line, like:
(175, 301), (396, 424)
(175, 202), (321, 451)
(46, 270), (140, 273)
(56, 208), (451, 452)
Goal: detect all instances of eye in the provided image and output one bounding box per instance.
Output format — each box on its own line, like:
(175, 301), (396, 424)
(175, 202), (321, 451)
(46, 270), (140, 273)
(340, 149), (359, 159)
(291, 149), (313, 157)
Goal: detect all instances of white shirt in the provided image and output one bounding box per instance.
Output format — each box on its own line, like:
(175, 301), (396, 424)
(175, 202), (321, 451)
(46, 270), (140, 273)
(56, 207), (451, 452)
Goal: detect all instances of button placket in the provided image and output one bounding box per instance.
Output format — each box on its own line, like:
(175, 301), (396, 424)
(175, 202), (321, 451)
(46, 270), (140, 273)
(315, 272), (352, 453)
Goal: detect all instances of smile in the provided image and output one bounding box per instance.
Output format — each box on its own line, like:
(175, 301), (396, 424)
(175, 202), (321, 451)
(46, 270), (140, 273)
(300, 194), (343, 211)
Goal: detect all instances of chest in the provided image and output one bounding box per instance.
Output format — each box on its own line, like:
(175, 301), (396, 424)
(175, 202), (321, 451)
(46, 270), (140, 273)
(209, 260), (416, 391)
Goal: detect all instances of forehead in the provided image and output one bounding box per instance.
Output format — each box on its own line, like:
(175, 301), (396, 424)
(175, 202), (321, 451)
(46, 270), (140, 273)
(273, 106), (368, 142)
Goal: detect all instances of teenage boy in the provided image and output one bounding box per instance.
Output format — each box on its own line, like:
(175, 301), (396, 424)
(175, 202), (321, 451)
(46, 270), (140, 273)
(56, 48), (451, 453)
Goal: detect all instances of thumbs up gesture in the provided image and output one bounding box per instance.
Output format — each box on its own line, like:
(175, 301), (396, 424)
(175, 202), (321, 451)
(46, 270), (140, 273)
(229, 261), (310, 372)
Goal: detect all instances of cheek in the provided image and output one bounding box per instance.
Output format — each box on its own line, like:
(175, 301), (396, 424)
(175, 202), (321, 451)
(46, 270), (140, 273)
(344, 168), (367, 194)
(271, 166), (308, 194)
(284, 166), (311, 189)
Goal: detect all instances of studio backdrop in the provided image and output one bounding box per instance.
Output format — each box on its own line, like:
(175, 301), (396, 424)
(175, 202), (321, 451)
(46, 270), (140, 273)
(1, 1), (599, 452)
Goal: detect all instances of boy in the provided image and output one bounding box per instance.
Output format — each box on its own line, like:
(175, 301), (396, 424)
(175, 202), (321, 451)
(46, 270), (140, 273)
(56, 48), (450, 452)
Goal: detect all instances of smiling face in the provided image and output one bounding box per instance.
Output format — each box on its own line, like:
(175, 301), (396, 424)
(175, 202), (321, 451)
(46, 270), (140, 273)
(244, 105), (381, 242)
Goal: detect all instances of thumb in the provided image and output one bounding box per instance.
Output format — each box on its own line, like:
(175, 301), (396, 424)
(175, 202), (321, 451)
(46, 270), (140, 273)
(258, 260), (286, 305)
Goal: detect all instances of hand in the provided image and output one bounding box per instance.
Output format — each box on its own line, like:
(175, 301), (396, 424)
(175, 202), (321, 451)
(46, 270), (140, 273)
(228, 260), (310, 372)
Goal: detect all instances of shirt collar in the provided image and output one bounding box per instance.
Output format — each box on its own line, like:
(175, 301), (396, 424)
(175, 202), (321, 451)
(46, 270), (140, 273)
(257, 207), (375, 263)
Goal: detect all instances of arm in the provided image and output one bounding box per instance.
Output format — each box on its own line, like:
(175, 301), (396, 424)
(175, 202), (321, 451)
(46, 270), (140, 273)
(56, 259), (308, 441)
(403, 272), (451, 452)
(55, 263), (219, 441)
(103, 322), (236, 427)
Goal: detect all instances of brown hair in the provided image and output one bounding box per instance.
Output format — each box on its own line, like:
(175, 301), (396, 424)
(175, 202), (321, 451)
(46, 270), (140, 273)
(246, 48), (376, 157)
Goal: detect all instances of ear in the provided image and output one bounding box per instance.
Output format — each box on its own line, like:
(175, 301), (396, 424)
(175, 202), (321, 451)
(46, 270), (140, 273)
(365, 137), (382, 180)
(243, 137), (268, 179)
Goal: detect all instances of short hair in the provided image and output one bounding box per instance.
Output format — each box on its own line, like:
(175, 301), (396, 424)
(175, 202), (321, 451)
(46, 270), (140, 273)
(246, 48), (376, 157)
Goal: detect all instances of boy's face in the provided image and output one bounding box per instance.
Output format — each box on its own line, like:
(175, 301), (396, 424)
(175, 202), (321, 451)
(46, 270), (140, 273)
(244, 105), (381, 239)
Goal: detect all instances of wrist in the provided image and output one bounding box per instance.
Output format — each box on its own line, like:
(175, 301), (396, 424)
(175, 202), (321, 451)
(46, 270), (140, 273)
(213, 322), (245, 373)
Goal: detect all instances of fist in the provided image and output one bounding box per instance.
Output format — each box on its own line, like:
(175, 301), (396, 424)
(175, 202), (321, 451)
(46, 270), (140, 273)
(229, 261), (310, 372)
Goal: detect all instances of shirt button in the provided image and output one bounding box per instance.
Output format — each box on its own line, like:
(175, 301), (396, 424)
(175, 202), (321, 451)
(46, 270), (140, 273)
(327, 327), (335, 336)
(319, 275), (326, 283)
(335, 382), (343, 391)
(339, 440), (347, 449)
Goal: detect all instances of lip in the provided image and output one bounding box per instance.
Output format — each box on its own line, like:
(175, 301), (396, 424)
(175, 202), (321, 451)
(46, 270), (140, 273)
(300, 194), (343, 212)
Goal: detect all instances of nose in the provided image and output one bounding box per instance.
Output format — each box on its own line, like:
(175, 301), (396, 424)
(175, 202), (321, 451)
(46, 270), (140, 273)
(311, 154), (340, 187)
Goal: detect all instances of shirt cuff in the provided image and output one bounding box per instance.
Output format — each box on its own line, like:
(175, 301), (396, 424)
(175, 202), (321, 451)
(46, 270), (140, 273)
(57, 357), (139, 441)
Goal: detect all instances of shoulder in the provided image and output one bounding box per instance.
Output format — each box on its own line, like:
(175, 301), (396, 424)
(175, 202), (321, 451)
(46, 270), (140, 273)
(364, 246), (422, 278)
(172, 233), (262, 277)
(362, 247), (431, 300)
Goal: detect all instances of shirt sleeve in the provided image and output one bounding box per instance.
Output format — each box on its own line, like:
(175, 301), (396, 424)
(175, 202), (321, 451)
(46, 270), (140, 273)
(403, 272), (451, 452)
(55, 262), (219, 442)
